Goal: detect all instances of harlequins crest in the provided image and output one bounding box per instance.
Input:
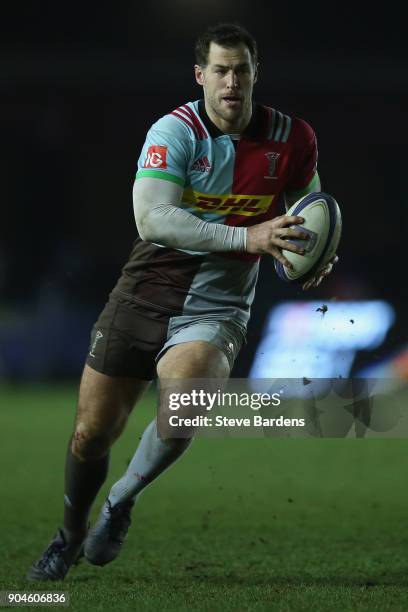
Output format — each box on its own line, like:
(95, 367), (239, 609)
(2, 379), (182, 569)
(264, 152), (280, 179)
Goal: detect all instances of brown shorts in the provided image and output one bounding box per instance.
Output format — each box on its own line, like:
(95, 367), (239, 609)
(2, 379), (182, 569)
(86, 295), (245, 380)
(86, 296), (170, 380)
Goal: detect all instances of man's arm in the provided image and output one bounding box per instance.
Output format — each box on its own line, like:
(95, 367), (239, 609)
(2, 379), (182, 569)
(133, 176), (309, 267)
(284, 172), (321, 211)
(133, 177), (246, 251)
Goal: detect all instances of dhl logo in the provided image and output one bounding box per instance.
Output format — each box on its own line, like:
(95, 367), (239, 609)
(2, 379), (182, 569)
(182, 189), (274, 217)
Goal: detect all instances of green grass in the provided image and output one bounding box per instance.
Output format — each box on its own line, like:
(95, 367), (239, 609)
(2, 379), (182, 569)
(1, 384), (408, 610)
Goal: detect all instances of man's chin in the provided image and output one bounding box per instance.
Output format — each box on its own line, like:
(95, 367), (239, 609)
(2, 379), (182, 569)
(217, 106), (242, 121)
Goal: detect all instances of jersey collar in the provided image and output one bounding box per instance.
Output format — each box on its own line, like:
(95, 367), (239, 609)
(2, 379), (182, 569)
(198, 99), (264, 141)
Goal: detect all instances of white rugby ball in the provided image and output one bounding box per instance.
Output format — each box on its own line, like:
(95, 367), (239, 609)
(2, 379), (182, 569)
(274, 192), (342, 283)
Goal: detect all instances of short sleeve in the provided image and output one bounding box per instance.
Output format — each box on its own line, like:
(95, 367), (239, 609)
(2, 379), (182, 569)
(285, 118), (318, 194)
(136, 115), (192, 187)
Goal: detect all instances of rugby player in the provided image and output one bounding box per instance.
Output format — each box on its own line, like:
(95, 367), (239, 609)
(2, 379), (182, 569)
(27, 22), (336, 581)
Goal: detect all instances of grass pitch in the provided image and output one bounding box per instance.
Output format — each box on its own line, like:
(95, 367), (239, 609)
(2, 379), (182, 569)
(1, 384), (408, 611)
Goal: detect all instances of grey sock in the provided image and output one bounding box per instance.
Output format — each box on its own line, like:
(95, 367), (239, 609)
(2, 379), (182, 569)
(108, 420), (192, 506)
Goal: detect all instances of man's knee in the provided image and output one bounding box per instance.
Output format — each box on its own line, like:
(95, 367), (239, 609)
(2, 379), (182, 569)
(71, 414), (127, 461)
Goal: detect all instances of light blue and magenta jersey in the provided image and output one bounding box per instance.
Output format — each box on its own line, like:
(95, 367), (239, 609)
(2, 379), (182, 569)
(137, 99), (318, 242)
(114, 100), (318, 327)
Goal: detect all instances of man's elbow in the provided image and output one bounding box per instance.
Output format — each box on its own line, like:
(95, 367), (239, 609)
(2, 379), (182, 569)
(136, 224), (149, 242)
(135, 214), (154, 242)
(135, 209), (165, 244)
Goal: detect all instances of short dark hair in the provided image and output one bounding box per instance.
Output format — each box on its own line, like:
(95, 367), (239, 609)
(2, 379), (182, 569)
(195, 23), (258, 68)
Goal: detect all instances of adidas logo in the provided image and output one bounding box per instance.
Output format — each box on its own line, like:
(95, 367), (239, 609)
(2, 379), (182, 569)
(192, 156), (211, 173)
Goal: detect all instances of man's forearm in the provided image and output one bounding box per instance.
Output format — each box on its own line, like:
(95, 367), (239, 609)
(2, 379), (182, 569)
(133, 177), (246, 252)
(137, 202), (247, 252)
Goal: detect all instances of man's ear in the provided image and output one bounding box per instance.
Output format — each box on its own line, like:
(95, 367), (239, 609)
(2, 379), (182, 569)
(253, 62), (259, 85)
(194, 64), (205, 86)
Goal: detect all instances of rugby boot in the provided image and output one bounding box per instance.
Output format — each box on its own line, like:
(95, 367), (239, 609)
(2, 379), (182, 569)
(84, 498), (134, 566)
(26, 529), (84, 581)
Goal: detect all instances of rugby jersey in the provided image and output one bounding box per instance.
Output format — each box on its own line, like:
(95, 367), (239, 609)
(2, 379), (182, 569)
(137, 99), (318, 238)
(112, 100), (318, 323)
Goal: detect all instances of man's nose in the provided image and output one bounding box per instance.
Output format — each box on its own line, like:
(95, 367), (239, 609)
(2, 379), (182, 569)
(226, 70), (239, 88)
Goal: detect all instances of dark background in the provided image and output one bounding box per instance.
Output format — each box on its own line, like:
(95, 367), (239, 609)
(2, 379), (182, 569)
(1, 1), (406, 380)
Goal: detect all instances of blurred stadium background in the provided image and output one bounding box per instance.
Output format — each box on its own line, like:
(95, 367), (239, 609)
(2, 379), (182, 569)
(1, 1), (407, 383)
(1, 2), (408, 608)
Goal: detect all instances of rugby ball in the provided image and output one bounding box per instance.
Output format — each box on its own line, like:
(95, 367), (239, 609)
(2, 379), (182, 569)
(274, 192), (342, 283)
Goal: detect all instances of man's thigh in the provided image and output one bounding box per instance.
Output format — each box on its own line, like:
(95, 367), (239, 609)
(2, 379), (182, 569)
(157, 316), (245, 375)
(156, 318), (245, 422)
(71, 365), (149, 457)
(73, 295), (170, 448)
(76, 364), (149, 430)
(157, 340), (230, 379)
(156, 341), (230, 438)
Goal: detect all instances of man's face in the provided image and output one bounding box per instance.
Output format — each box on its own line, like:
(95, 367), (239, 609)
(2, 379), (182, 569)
(195, 42), (258, 130)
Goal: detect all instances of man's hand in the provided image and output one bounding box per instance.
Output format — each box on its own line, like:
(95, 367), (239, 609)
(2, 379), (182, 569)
(302, 255), (339, 290)
(246, 215), (309, 268)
